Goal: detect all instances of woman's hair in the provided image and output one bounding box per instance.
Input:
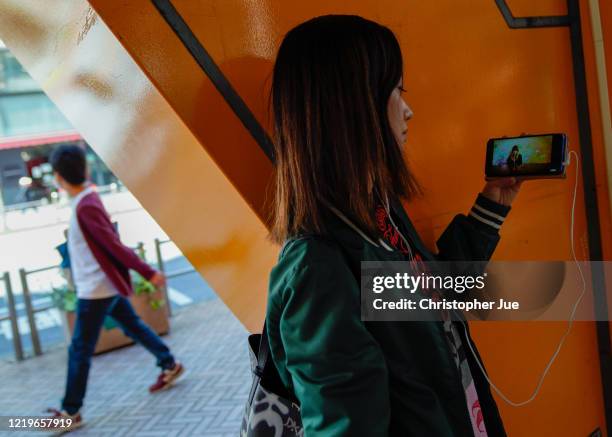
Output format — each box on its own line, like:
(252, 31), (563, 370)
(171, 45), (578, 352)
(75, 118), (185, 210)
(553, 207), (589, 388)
(511, 145), (519, 153)
(270, 14), (420, 243)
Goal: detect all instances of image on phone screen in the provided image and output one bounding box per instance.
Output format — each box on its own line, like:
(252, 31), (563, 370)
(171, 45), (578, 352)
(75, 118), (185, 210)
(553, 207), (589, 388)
(485, 133), (566, 179)
(491, 136), (553, 176)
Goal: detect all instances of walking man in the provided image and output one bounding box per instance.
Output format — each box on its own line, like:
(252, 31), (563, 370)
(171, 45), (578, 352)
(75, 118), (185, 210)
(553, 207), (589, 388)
(47, 145), (184, 431)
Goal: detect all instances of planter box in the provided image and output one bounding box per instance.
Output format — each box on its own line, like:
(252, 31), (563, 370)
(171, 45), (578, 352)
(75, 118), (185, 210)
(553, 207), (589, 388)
(62, 290), (170, 355)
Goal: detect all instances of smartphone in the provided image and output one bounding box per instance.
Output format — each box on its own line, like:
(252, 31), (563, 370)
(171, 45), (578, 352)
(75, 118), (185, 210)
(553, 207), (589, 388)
(485, 133), (567, 180)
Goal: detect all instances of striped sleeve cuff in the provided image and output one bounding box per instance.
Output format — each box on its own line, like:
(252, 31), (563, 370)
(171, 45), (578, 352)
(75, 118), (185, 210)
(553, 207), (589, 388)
(468, 194), (511, 231)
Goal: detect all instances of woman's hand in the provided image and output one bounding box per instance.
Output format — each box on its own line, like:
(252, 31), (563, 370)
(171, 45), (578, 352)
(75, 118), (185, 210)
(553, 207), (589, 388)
(481, 177), (523, 207)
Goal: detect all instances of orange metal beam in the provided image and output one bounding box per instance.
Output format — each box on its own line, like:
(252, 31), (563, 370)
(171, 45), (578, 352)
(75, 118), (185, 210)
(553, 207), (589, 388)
(0, 0), (277, 332)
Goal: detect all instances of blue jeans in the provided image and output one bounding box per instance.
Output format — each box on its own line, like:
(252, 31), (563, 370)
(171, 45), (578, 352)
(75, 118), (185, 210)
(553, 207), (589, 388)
(62, 295), (175, 414)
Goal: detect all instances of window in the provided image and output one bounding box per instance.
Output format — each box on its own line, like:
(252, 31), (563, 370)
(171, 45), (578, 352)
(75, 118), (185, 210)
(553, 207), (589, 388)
(0, 48), (39, 93)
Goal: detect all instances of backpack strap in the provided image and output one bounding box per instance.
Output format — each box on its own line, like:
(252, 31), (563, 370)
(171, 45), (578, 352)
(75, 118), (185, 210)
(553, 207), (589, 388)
(254, 321), (269, 378)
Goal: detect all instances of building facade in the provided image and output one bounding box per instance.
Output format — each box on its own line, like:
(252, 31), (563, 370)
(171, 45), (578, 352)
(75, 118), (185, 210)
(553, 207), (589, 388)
(0, 41), (117, 207)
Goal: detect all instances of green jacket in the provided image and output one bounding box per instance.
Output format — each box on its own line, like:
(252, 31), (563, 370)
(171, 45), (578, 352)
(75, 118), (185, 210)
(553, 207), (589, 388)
(266, 195), (509, 436)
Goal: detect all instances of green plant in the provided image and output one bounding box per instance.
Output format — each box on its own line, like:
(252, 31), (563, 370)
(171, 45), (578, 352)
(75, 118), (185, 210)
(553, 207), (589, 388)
(130, 245), (165, 311)
(131, 272), (166, 311)
(51, 284), (77, 312)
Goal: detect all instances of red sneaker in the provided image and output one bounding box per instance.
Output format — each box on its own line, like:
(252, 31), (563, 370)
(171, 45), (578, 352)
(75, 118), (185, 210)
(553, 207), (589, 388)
(149, 362), (185, 393)
(45, 408), (83, 434)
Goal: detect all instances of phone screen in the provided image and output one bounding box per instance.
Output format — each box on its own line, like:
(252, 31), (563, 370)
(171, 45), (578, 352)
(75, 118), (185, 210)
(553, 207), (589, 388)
(491, 135), (553, 176)
(486, 134), (566, 179)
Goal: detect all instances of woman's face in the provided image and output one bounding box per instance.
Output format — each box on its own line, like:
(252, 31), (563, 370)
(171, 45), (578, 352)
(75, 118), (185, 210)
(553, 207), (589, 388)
(387, 79), (413, 146)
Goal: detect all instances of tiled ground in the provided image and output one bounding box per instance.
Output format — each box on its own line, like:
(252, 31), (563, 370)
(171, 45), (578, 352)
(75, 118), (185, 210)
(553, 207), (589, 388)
(0, 299), (252, 436)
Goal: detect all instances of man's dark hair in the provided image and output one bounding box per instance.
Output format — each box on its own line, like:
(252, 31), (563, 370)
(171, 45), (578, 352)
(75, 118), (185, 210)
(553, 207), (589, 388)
(50, 144), (87, 185)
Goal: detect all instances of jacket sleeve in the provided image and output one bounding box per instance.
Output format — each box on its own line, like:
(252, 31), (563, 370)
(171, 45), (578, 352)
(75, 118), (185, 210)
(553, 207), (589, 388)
(275, 249), (390, 436)
(77, 204), (156, 280)
(436, 194), (511, 262)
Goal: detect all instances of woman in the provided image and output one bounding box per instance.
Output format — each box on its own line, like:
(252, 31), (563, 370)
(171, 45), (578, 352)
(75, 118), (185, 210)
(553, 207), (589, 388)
(266, 15), (521, 436)
(506, 145), (523, 172)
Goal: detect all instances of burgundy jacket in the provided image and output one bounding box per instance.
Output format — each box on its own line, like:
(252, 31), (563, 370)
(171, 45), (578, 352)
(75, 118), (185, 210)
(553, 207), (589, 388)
(76, 191), (156, 297)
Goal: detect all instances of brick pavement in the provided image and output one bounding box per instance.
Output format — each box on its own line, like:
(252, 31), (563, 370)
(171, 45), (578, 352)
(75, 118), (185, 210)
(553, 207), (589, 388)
(0, 299), (253, 436)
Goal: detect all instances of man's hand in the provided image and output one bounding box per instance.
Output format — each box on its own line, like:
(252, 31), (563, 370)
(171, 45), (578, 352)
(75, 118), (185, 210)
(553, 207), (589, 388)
(481, 177), (523, 207)
(149, 271), (167, 289)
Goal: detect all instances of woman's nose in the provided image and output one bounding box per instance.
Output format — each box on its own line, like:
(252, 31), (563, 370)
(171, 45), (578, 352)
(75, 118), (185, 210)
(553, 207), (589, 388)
(405, 104), (413, 120)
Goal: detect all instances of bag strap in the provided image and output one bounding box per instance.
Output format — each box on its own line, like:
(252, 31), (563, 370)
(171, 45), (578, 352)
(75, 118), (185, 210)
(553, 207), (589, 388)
(254, 320), (269, 378)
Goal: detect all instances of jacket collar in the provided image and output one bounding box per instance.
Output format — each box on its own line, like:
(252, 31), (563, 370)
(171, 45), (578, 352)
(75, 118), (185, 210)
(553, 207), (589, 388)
(320, 196), (434, 261)
(388, 196), (436, 261)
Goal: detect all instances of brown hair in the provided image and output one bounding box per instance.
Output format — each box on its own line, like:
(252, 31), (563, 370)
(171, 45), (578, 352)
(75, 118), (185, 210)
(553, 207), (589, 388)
(270, 15), (420, 243)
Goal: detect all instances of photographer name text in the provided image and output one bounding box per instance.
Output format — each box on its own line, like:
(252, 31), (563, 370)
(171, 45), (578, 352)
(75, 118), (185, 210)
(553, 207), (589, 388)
(372, 298), (519, 312)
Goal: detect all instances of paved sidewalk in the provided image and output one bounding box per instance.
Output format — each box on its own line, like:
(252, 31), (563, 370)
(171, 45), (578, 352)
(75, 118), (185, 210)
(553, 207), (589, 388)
(0, 299), (252, 436)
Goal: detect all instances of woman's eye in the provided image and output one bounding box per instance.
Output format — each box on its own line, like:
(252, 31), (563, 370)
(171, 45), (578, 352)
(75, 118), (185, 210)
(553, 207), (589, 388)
(398, 86), (407, 93)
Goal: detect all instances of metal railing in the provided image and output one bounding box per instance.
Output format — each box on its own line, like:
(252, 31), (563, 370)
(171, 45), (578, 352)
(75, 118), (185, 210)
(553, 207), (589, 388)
(18, 265), (60, 357)
(0, 183), (130, 234)
(1, 182), (125, 213)
(154, 238), (198, 318)
(17, 241), (143, 357)
(0, 272), (23, 361)
(14, 238), (197, 359)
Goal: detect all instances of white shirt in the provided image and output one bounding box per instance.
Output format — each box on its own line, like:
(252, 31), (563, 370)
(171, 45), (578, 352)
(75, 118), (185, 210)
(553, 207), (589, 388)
(67, 186), (118, 300)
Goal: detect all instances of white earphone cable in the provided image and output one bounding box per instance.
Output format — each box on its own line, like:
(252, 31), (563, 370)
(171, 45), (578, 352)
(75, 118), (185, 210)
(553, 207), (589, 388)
(326, 153), (585, 407)
(461, 150), (586, 407)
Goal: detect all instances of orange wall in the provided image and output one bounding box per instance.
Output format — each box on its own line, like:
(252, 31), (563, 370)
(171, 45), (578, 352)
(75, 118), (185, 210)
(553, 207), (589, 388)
(1, 0), (610, 435)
